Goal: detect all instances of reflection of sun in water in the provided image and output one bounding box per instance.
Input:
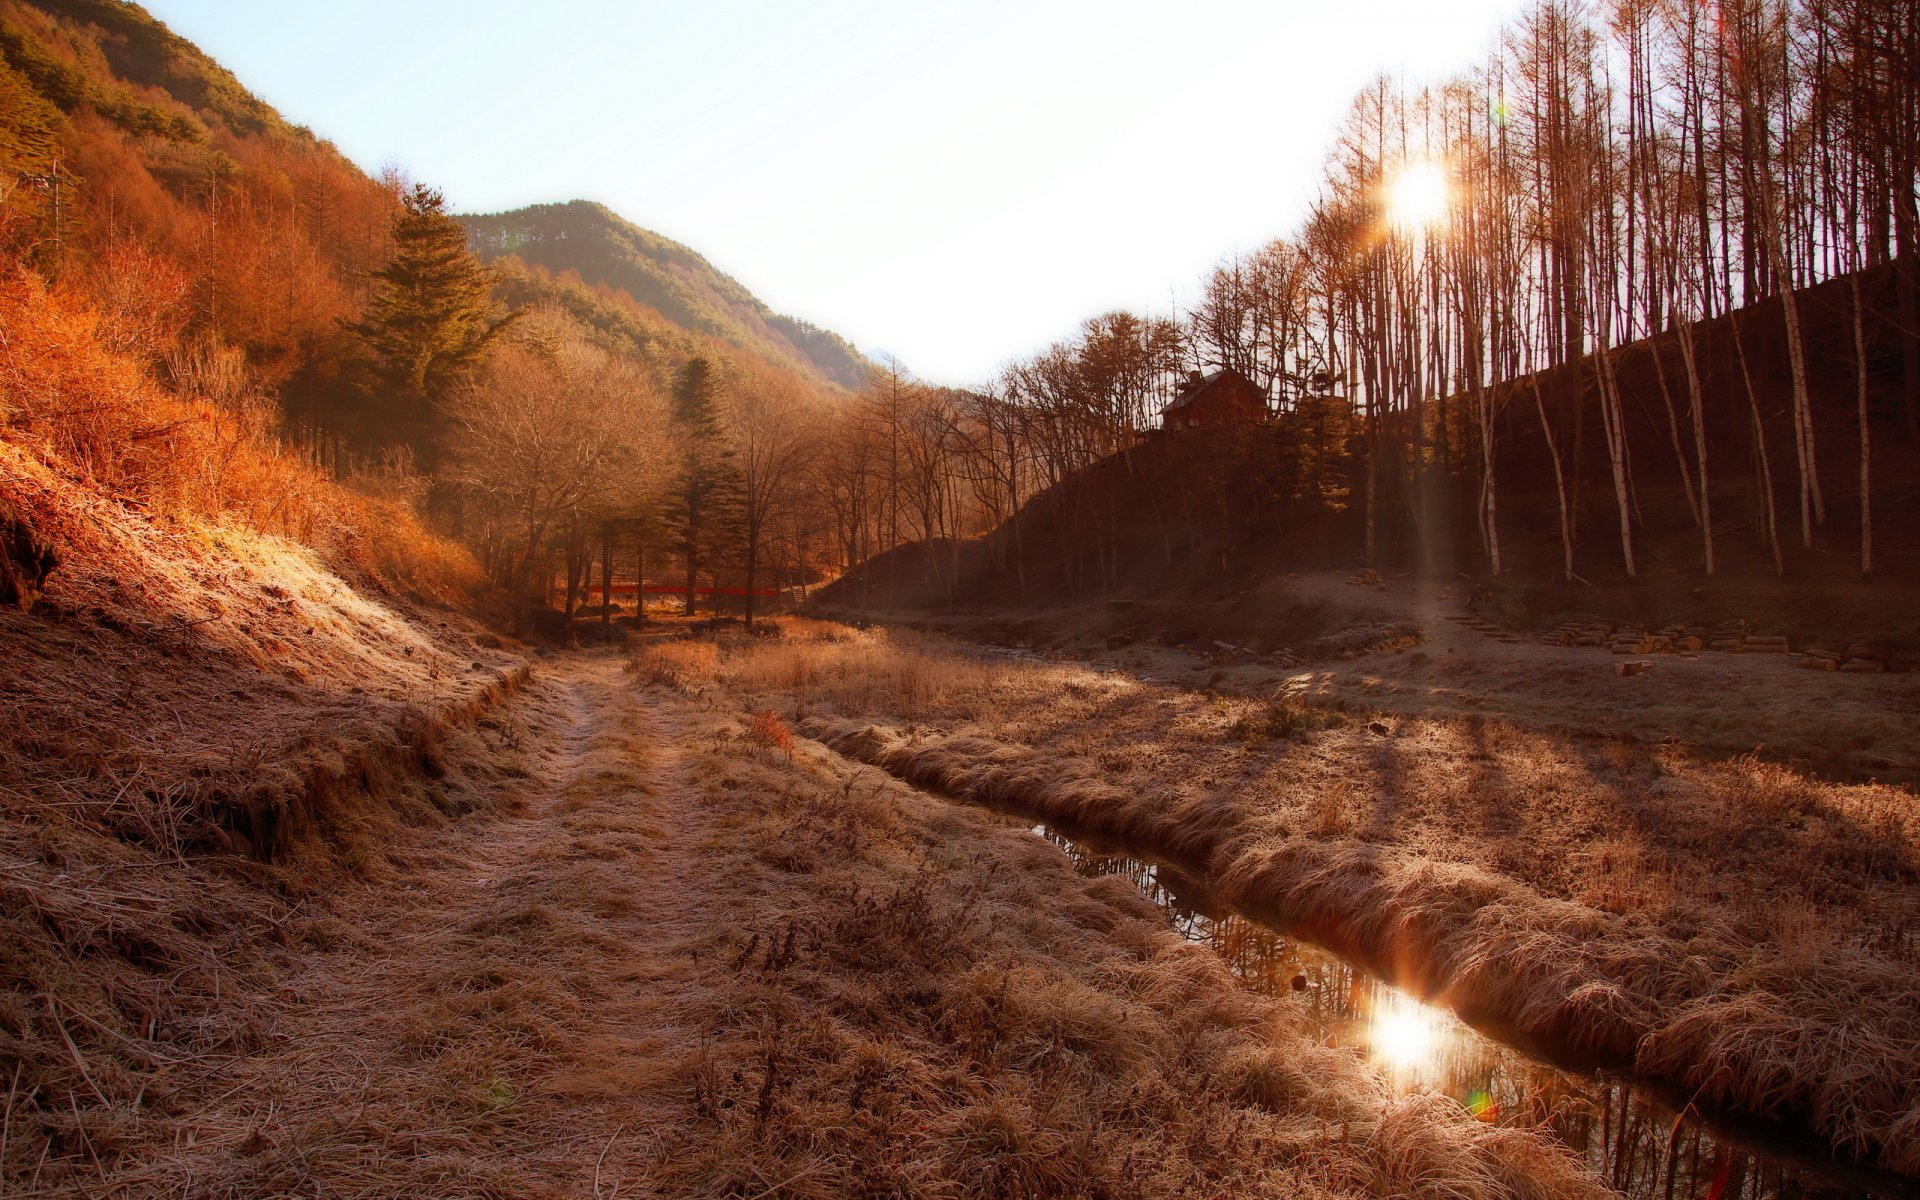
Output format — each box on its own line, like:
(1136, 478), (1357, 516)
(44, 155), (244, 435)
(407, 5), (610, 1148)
(1370, 996), (1440, 1070)
(1385, 159), (1450, 232)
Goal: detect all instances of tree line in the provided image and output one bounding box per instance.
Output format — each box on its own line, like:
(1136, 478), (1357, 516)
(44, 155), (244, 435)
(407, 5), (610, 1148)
(11, 0), (1917, 624)
(810, 0), (1920, 594)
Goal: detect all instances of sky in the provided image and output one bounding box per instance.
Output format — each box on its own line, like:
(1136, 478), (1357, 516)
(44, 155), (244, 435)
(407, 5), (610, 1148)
(148, 0), (1528, 386)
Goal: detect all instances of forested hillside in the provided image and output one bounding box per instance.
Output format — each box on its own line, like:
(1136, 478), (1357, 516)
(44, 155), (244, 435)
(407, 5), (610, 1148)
(0, 0), (883, 639)
(814, 0), (1920, 611)
(462, 200), (873, 390)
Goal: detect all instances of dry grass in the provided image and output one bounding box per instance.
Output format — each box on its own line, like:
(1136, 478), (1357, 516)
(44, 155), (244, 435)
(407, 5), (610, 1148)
(633, 647), (1606, 1199)
(0, 270), (537, 1193)
(628, 636), (722, 693)
(629, 620), (1022, 721)
(6, 635), (1608, 1197)
(725, 621), (1920, 1177)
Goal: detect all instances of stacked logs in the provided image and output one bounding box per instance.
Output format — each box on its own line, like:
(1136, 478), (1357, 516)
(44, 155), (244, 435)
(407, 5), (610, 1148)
(1609, 627), (1651, 654)
(1608, 626), (1704, 654)
(1658, 625), (1705, 651)
(1802, 643), (1895, 672)
(1707, 619), (1750, 652)
(1841, 642), (1890, 673)
(1538, 611), (1907, 673)
(1548, 617), (1612, 647)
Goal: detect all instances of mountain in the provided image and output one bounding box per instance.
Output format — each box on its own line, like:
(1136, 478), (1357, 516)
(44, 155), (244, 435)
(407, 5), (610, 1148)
(0, 0), (288, 140)
(461, 200), (872, 390)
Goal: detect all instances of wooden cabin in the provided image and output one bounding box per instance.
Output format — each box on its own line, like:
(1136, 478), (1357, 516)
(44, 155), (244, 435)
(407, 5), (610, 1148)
(1159, 368), (1268, 430)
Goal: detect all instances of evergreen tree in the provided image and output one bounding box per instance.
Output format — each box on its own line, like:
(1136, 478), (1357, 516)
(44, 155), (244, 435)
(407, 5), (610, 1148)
(664, 356), (743, 615)
(0, 51), (70, 267)
(348, 183), (514, 466)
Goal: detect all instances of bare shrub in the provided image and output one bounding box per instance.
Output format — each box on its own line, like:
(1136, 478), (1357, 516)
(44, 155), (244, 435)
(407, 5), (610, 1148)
(722, 626), (1018, 718)
(747, 709), (795, 759)
(629, 639), (721, 694)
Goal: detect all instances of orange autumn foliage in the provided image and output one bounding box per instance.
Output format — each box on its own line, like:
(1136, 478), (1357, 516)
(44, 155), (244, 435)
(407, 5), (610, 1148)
(0, 269), (477, 600)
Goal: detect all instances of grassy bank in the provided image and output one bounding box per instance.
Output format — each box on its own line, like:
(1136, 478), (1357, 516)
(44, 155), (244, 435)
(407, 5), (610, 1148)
(633, 619), (1920, 1178)
(617, 649), (1606, 1197)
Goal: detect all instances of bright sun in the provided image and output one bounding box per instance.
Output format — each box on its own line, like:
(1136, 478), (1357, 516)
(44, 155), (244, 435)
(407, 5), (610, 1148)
(1385, 160), (1450, 231)
(1370, 998), (1438, 1069)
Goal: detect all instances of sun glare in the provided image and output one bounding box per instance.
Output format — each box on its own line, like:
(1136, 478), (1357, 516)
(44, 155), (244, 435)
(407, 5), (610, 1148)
(1385, 159), (1450, 231)
(1370, 997), (1440, 1070)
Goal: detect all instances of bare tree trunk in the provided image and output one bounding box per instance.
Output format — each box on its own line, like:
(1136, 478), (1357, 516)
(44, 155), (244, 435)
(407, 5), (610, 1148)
(1649, 331), (1702, 529)
(1532, 380), (1577, 581)
(636, 538), (647, 624)
(1474, 381), (1499, 575)
(514, 516), (547, 638)
(1900, 248), (1919, 443)
(564, 519), (584, 619)
(1777, 275), (1824, 544)
(744, 518), (759, 631)
(600, 524), (614, 626)
(685, 517), (699, 617)
(1675, 318), (1715, 575)
(1730, 311), (1784, 575)
(1854, 273), (1873, 573)
(1594, 342), (1637, 577)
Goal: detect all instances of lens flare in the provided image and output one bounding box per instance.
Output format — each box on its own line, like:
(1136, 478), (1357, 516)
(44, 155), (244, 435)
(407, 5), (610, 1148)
(1385, 159), (1450, 231)
(1369, 996), (1439, 1069)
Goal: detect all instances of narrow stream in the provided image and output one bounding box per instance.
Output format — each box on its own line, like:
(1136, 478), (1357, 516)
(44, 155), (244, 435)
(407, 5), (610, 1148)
(1030, 825), (1915, 1200)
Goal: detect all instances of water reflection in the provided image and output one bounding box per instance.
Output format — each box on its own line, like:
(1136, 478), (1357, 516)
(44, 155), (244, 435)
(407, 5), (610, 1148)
(1035, 826), (1910, 1200)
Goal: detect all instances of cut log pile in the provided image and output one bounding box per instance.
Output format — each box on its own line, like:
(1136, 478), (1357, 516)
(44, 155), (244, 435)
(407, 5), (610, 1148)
(1544, 616), (1612, 647)
(1797, 642), (1900, 672)
(1544, 617), (1707, 654)
(1535, 613), (1916, 674)
(1707, 619), (1750, 652)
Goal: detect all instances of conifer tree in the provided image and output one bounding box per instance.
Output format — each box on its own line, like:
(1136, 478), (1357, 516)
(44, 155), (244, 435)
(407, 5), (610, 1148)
(349, 183), (514, 466)
(665, 356), (743, 615)
(0, 52), (69, 266)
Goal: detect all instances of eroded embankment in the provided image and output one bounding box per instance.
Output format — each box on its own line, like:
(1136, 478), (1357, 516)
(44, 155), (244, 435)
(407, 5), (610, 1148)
(805, 717), (1920, 1179)
(0, 657), (533, 1194)
(0, 509), (531, 1195)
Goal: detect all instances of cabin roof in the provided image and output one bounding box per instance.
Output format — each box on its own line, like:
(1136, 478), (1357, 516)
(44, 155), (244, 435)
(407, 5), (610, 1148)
(1160, 367), (1260, 414)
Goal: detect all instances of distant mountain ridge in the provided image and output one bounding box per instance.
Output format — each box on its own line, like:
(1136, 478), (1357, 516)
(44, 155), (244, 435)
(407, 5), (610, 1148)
(460, 200), (872, 390)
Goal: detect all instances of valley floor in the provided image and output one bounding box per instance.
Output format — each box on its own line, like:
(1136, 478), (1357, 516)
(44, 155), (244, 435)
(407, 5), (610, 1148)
(11, 649), (1602, 1199)
(635, 613), (1920, 1185)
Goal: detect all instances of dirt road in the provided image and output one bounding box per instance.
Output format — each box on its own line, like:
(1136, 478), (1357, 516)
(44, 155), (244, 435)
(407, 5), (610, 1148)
(150, 654), (709, 1195)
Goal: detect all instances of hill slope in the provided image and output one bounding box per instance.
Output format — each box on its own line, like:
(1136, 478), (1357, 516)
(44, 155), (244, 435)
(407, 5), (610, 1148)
(461, 200), (871, 390)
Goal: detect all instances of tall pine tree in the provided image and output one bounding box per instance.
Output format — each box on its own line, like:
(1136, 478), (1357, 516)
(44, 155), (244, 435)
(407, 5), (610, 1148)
(349, 183), (514, 467)
(665, 356), (743, 615)
(0, 51), (69, 268)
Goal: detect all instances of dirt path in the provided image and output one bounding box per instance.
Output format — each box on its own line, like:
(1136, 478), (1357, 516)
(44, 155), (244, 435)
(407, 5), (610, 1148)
(153, 652), (723, 1197)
